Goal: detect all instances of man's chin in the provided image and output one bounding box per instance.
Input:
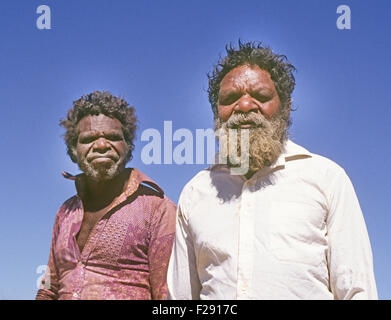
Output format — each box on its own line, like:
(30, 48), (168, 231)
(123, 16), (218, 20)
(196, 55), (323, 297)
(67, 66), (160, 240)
(90, 172), (116, 182)
(218, 126), (286, 174)
(79, 161), (124, 182)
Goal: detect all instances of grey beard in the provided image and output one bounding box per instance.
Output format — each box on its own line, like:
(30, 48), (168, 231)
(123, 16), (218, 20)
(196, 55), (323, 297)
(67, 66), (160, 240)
(78, 157), (125, 182)
(215, 112), (288, 174)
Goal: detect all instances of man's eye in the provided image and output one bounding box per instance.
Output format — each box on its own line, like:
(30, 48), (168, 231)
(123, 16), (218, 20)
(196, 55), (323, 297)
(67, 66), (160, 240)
(219, 93), (241, 105)
(79, 136), (96, 144)
(252, 92), (272, 102)
(106, 135), (123, 141)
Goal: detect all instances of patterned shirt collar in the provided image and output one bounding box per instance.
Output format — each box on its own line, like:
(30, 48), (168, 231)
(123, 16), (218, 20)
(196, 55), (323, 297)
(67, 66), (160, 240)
(62, 168), (164, 208)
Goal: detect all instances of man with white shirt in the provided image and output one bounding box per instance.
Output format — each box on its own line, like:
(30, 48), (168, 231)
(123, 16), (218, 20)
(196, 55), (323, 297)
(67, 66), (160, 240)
(167, 41), (378, 299)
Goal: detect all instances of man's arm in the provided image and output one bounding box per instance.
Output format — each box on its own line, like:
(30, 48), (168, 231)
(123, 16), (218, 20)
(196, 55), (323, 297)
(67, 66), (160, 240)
(148, 197), (176, 300)
(326, 168), (378, 299)
(167, 200), (202, 300)
(35, 214), (60, 300)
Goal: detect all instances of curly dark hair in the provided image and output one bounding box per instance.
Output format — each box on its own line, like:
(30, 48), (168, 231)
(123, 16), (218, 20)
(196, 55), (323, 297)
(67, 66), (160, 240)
(208, 40), (296, 122)
(60, 90), (137, 163)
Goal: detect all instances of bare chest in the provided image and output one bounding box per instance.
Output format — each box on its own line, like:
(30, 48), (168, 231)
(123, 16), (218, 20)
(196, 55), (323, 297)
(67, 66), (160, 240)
(76, 208), (109, 253)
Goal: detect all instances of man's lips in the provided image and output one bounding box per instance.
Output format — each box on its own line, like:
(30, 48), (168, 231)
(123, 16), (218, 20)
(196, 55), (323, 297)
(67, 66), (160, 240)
(229, 122), (260, 129)
(87, 155), (117, 163)
(238, 123), (255, 128)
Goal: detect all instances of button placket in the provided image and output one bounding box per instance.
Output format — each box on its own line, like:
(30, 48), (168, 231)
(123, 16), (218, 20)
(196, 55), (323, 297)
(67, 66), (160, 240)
(237, 183), (254, 299)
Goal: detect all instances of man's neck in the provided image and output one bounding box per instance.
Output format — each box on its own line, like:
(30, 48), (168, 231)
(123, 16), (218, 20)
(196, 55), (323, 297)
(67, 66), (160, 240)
(83, 169), (129, 211)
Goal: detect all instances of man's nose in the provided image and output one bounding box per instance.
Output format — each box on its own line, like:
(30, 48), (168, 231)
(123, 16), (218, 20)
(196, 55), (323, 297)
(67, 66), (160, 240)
(233, 94), (259, 114)
(93, 137), (111, 153)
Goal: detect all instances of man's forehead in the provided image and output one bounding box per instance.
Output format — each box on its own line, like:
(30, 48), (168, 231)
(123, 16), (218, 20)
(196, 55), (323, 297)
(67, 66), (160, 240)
(220, 65), (273, 88)
(78, 114), (123, 132)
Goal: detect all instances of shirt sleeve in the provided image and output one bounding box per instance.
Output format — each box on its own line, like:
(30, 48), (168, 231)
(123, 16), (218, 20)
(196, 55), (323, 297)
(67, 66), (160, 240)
(326, 168), (378, 300)
(148, 197), (176, 300)
(35, 213), (61, 300)
(167, 195), (202, 300)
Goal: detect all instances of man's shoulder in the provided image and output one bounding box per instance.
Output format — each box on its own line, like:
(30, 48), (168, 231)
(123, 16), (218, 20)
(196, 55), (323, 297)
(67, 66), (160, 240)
(287, 140), (347, 176)
(130, 168), (177, 216)
(288, 146), (356, 196)
(53, 195), (81, 224)
(302, 150), (347, 177)
(63, 194), (81, 208)
(179, 167), (215, 196)
(176, 166), (235, 216)
(130, 168), (166, 198)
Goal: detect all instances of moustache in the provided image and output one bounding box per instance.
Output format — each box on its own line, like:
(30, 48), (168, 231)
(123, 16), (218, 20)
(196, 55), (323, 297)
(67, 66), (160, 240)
(223, 112), (271, 129)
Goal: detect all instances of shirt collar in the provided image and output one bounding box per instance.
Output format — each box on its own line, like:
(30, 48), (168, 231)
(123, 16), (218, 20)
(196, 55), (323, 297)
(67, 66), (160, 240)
(271, 139), (312, 169)
(62, 168), (164, 205)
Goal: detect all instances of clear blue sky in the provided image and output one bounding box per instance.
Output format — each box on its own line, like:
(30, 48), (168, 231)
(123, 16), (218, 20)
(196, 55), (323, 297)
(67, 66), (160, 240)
(0, 0), (390, 299)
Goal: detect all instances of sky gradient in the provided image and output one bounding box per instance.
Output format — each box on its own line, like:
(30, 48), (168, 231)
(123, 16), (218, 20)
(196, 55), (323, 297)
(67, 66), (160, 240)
(0, 0), (390, 299)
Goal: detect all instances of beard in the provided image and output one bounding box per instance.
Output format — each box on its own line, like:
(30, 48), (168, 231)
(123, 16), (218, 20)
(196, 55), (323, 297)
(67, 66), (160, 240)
(214, 111), (288, 174)
(77, 154), (126, 182)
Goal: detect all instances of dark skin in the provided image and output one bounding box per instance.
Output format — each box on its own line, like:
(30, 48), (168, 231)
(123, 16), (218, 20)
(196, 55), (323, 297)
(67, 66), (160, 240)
(217, 65), (282, 179)
(217, 64), (281, 124)
(75, 114), (129, 253)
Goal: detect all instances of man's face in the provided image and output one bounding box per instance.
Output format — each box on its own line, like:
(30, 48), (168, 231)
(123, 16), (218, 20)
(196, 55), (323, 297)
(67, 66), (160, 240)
(75, 114), (128, 182)
(216, 64), (288, 173)
(218, 64), (281, 122)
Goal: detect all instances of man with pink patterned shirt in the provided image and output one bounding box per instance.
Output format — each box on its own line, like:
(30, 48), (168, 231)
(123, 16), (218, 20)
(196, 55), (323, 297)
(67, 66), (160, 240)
(36, 91), (176, 300)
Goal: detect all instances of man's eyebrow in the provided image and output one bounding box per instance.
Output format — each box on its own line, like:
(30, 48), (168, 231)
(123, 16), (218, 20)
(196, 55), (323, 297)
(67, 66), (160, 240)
(78, 130), (99, 137)
(80, 128), (122, 134)
(103, 130), (123, 136)
(219, 87), (242, 95)
(249, 83), (274, 93)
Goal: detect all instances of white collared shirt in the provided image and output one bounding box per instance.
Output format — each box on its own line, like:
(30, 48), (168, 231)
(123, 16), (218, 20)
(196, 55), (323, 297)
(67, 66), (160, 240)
(167, 140), (377, 300)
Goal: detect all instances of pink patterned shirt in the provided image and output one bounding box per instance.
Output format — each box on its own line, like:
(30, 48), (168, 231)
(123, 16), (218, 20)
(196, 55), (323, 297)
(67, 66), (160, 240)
(36, 168), (176, 300)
